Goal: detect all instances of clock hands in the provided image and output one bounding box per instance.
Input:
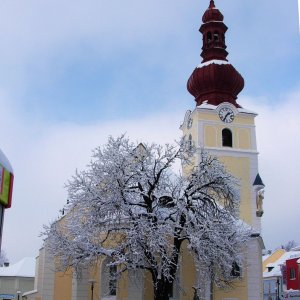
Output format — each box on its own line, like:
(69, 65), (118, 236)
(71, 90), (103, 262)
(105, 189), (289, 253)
(219, 107), (234, 123)
(224, 112), (231, 121)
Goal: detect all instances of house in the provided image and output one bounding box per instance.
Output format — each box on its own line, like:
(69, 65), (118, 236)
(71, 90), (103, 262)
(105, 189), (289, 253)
(0, 257), (35, 300)
(285, 255), (300, 291)
(263, 248), (300, 300)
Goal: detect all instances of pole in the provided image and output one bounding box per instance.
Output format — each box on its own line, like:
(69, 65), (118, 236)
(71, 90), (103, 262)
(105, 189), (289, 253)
(88, 279), (96, 300)
(0, 205), (4, 252)
(276, 278), (280, 300)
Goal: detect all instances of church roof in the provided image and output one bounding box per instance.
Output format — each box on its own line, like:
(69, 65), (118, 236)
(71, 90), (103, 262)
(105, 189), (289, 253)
(0, 257), (35, 278)
(253, 174), (265, 187)
(187, 0), (244, 107)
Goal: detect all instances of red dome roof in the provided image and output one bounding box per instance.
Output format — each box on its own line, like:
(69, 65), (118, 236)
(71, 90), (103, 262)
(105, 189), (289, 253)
(202, 1), (224, 23)
(187, 62), (244, 107)
(187, 0), (244, 107)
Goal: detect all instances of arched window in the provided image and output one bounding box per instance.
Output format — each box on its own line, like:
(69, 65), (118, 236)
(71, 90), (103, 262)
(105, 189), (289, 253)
(101, 260), (117, 299)
(213, 31), (219, 42)
(207, 31), (212, 42)
(230, 262), (241, 278)
(222, 128), (232, 147)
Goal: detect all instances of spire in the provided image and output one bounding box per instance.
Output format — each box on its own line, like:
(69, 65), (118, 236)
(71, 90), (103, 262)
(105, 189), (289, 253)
(209, 0), (215, 9)
(186, 1), (244, 107)
(201, 1), (227, 62)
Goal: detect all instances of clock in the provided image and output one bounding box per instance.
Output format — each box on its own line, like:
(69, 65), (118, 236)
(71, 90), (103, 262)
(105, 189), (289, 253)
(219, 106), (235, 123)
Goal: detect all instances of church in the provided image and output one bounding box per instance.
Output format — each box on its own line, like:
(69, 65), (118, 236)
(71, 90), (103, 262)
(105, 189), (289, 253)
(25, 1), (265, 300)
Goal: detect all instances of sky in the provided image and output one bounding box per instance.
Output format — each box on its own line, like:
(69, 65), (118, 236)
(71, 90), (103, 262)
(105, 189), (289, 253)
(0, 0), (299, 263)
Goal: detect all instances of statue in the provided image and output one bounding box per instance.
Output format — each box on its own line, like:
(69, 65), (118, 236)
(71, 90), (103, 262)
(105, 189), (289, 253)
(256, 189), (264, 217)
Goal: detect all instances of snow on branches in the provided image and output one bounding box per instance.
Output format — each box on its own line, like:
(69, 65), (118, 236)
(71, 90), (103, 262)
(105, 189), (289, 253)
(43, 135), (250, 299)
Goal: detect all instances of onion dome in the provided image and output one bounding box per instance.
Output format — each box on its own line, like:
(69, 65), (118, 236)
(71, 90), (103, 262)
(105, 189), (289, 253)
(202, 0), (224, 23)
(187, 0), (244, 107)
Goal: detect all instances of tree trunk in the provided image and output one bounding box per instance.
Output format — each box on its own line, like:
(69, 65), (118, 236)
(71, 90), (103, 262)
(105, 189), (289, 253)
(154, 279), (172, 300)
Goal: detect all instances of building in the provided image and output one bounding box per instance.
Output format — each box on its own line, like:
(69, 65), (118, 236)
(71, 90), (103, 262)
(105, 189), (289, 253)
(262, 248), (300, 300)
(30, 1), (265, 299)
(180, 0), (265, 298)
(286, 256), (300, 291)
(0, 258), (35, 300)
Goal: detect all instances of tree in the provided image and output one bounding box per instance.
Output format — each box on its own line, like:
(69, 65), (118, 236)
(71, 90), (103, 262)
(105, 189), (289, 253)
(44, 135), (250, 300)
(280, 240), (298, 251)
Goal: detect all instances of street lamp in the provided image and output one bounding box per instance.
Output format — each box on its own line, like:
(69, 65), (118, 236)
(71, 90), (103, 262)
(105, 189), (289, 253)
(276, 278), (280, 300)
(88, 279), (96, 300)
(17, 291), (21, 300)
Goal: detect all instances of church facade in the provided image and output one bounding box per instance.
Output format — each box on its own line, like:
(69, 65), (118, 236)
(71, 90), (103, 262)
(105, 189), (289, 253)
(180, 1), (265, 298)
(26, 1), (265, 300)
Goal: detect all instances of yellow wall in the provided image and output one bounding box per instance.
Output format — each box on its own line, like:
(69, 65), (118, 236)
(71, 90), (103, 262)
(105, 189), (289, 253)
(117, 270), (128, 300)
(203, 124), (252, 150)
(144, 271), (154, 300)
(180, 241), (197, 300)
(213, 276), (248, 300)
(196, 110), (255, 126)
(220, 156), (252, 224)
(53, 269), (72, 300)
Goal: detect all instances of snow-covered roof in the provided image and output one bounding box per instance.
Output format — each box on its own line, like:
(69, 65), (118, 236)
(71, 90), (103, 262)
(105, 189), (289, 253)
(0, 257), (35, 277)
(22, 289), (38, 296)
(263, 251), (300, 278)
(262, 254), (271, 261)
(197, 102), (218, 110)
(197, 59), (229, 68)
(266, 263), (276, 268)
(0, 148), (13, 173)
(196, 102), (257, 115)
(291, 245), (300, 251)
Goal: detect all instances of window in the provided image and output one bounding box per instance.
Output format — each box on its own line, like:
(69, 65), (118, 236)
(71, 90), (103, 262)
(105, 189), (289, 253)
(207, 31), (212, 42)
(109, 265), (117, 295)
(230, 262), (241, 278)
(290, 268), (296, 280)
(101, 261), (117, 299)
(214, 31), (219, 42)
(222, 128), (232, 147)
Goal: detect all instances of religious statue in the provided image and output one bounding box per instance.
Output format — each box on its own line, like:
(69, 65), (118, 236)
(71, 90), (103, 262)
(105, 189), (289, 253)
(256, 189), (264, 217)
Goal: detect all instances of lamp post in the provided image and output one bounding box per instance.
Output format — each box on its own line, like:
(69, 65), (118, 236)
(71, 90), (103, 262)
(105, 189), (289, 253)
(17, 290), (21, 300)
(276, 278), (280, 300)
(88, 279), (96, 300)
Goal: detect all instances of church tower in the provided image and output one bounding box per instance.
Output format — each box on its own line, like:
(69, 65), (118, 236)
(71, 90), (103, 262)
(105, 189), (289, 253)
(181, 1), (265, 299)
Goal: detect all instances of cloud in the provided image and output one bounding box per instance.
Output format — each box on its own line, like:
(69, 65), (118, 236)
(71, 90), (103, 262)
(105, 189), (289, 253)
(241, 89), (300, 249)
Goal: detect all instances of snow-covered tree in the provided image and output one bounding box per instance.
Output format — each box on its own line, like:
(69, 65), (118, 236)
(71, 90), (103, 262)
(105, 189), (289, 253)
(43, 135), (250, 300)
(280, 240), (298, 252)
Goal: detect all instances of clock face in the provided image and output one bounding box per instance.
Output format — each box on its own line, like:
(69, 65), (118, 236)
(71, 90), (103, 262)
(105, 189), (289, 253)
(219, 106), (235, 123)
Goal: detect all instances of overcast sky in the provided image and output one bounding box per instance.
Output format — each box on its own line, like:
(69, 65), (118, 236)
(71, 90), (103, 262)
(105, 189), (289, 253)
(0, 0), (299, 263)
